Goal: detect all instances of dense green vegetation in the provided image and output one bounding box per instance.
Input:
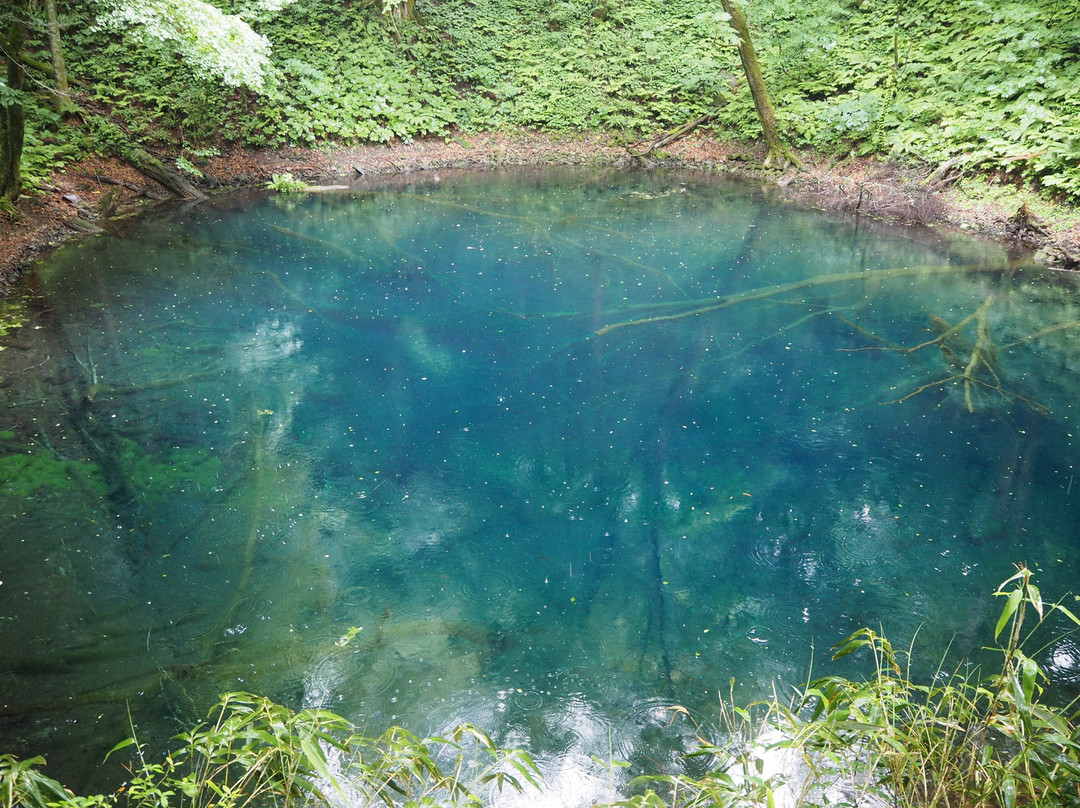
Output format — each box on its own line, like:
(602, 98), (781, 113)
(1, 0), (1078, 202)
(4, 567), (1079, 807)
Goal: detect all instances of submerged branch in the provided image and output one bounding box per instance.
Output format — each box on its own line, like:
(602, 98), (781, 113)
(594, 264), (1013, 336)
(1001, 320), (1080, 350)
(267, 223), (360, 261)
(860, 295), (1047, 414)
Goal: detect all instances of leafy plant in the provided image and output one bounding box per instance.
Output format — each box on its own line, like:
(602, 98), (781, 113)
(0, 754), (72, 808)
(266, 172), (308, 193)
(602, 565), (1080, 808)
(0, 693), (540, 808)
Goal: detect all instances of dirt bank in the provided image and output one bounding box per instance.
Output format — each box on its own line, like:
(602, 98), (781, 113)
(2, 131), (1078, 292)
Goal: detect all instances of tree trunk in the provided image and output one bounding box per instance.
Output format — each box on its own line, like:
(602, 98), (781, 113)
(380, 0), (416, 20)
(41, 0), (73, 113)
(126, 147), (208, 200)
(720, 0), (798, 170)
(1, 10), (28, 203)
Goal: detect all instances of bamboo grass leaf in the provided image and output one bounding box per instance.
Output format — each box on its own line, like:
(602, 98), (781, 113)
(1020, 655), (1040, 705)
(996, 588), (1023, 640)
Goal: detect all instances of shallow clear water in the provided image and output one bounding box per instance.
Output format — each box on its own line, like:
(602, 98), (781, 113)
(3, 168), (1080, 802)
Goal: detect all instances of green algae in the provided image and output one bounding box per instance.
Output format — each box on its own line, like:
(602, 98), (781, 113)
(0, 452), (106, 498)
(118, 440), (223, 506)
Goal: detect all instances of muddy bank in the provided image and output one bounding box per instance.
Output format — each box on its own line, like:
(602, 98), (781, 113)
(2, 131), (1077, 292)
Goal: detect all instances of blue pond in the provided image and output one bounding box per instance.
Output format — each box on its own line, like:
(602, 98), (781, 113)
(2, 168), (1079, 803)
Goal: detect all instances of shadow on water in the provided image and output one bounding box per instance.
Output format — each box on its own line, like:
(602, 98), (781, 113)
(3, 167), (1080, 801)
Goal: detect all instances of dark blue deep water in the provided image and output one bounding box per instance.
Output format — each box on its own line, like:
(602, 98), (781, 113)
(3, 168), (1080, 803)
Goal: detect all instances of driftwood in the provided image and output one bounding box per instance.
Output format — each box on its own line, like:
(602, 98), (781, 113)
(923, 152), (973, 190)
(61, 214), (104, 233)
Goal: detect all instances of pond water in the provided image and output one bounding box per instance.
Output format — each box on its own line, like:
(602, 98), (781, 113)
(2, 168), (1080, 803)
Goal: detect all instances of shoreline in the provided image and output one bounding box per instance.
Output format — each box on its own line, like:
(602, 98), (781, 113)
(2, 131), (1078, 291)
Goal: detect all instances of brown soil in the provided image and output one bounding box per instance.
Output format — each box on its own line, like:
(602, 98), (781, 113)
(2, 131), (1078, 293)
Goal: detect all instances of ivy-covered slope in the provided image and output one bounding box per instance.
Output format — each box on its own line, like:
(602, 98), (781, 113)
(14, 0), (1080, 199)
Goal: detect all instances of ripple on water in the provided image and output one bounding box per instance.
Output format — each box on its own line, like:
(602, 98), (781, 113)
(589, 543), (617, 568)
(1045, 637), (1080, 685)
(629, 695), (686, 726)
(746, 625), (772, 645)
(334, 647), (403, 701)
(794, 550), (825, 585)
(829, 501), (903, 568)
(511, 453), (540, 488)
(461, 569), (521, 603)
(341, 585), (372, 606)
(831, 525), (879, 565)
(749, 533), (786, 569)
(497, 686), (545, 712)
(390, 568), (454, 617)
(230, 595), (273, 622)
(386, 476), (474, 557)
(303, 648), (405, 710)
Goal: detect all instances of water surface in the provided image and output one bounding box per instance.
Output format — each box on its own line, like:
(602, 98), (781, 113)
(2, 168), (1080, 803)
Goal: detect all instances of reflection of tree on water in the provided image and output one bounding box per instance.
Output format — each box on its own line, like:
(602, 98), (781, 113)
(0, 296), (344, 783)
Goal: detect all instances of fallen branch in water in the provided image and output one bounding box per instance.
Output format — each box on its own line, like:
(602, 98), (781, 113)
(593, 264), (1016, 336)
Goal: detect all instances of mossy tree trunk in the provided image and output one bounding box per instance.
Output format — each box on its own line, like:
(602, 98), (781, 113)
(41, 0), (73, 114)
(1, 4), (28, 203)
(381, 0), (416, 18)
(720, 0), (798, 170)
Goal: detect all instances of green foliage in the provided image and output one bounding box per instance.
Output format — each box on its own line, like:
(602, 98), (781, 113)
(91, 0), (274, 91)
(8, 0), (1080, 198)
(266, 172), (308, 192)
(743, 0), (1080, 197)
(426, 0), (734, 133)
(0, 754), (72, 808)
(1, 693), (540, 808)
(602, 565), (1080, 808)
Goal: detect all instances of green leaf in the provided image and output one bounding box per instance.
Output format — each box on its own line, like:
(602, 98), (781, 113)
(104, 738), (137, 761)
(1027, 583), (1043, 618)
(831, 629), (872, 660)
(1020, 654), (1040, 705)
(1051, 603), (1080, 627)
(1001, 775), (1017, 808)
(298, 735), (342, 798)
(995, 588), (1022, 640)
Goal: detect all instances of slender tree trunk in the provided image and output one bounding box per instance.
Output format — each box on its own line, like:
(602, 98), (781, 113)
(380, 0), (416, 20)
(41, 0), (73, 113)
(1, 9), (28, 203)
(720, 0), (798, 170)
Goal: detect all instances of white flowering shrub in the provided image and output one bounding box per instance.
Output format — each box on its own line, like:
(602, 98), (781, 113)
(93, 0), (272, 91)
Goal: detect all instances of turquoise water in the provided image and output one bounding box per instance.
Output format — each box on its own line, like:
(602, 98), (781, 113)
(2, 168), (1080, 802)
